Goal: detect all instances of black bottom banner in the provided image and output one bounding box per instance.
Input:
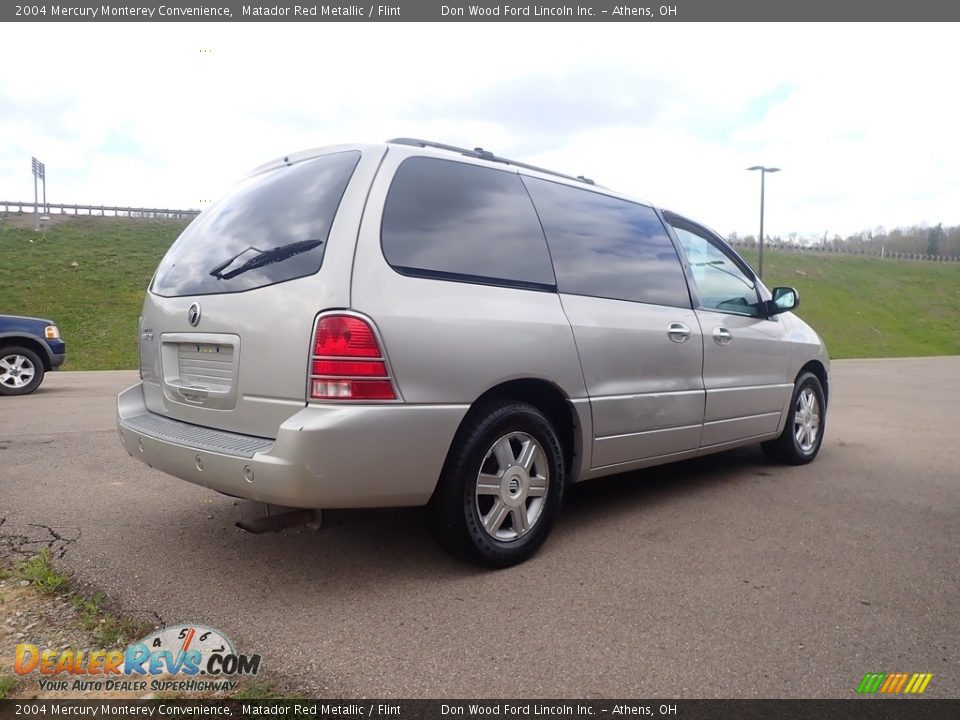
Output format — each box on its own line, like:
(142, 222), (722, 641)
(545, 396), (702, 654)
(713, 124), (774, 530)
(2, 700), (960, 720)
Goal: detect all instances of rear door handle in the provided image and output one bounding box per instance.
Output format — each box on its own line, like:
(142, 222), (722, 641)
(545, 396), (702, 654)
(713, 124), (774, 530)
(713, 326), (733, 345)
(667, 322), (692, 343)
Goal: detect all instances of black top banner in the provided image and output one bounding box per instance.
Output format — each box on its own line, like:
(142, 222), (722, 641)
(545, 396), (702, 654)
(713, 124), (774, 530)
(3, 0), (959, 21)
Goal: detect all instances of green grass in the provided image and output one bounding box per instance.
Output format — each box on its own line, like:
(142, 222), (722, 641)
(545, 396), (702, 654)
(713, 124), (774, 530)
(1, 215), (958, 365)
(70, 592), (152, 648)
(0, 215), (187, 370)
(7, 548), (150, 649)
(11, 548), (68, 594)
(0, 675), (18, 700)
(737, 248), (960, 359)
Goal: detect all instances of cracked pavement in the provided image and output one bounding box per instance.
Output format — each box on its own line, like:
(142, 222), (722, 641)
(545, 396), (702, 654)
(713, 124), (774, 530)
(0, 362), (958, 698)
(0, 516), (80, 560)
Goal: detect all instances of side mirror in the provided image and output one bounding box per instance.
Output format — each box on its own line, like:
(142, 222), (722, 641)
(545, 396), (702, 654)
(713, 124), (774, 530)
(764, 286), (799, 316)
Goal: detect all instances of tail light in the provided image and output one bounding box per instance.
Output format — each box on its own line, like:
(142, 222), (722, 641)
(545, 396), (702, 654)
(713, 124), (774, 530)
(309, 315), (397, 401)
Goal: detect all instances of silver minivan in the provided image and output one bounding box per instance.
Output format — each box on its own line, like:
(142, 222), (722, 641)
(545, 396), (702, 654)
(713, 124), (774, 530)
(118, 139), (829, 567)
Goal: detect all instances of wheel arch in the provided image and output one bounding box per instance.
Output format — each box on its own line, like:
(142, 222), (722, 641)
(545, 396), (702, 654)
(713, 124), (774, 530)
(464, 378), (585, 483)
(0, 334), (53, 371)
(798, 359), (829, 406)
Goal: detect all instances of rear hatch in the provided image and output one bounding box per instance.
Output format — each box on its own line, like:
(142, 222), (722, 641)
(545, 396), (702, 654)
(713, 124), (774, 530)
(138, 147), (378, 438)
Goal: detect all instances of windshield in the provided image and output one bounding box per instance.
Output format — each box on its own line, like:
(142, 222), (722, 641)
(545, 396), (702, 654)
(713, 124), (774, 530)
(152, 150), (361, 297)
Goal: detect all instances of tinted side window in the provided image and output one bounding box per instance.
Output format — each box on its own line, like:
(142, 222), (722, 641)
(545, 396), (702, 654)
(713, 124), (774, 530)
(153, 151), (361, 297)
(381, 157), (556, 290)
(522, 177), (690, 308)
(670, 223), (762, 317)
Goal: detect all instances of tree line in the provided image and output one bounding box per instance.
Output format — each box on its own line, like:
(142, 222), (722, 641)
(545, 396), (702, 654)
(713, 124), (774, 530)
(729, 223), (960, 258)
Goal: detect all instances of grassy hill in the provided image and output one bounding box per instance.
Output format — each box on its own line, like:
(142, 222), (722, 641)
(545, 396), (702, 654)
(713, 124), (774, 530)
(0, 216), (188, 370)
(737, 248), (960, 359)
(1, 215), (958, 369)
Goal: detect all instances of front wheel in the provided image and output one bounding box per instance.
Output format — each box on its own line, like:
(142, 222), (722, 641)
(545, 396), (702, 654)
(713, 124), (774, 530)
(762, 371), (826, 465)
(428, 400), (565, 568)
(0, 346), (45, 396)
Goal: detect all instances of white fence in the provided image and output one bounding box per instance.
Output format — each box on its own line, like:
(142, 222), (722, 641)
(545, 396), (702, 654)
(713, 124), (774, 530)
(1, 200), (199, 220)
(729, 240), (960, 263)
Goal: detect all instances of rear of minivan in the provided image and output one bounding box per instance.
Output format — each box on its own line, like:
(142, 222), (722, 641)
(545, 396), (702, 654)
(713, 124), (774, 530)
(117, 144), (467, 510)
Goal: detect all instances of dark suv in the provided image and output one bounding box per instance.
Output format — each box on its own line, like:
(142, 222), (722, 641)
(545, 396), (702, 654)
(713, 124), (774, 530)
(0, 314), (66, 395)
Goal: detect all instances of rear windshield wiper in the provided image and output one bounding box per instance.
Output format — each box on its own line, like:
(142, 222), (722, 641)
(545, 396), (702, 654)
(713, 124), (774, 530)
(209, 239), (325, 280)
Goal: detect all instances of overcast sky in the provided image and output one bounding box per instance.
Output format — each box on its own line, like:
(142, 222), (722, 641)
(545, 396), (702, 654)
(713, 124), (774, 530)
(1, 23), (957, 238)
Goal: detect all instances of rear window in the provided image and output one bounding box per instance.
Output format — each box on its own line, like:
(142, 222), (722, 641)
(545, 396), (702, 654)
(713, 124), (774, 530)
(380, 157), (556, 291)
(152, 150), (361, 297)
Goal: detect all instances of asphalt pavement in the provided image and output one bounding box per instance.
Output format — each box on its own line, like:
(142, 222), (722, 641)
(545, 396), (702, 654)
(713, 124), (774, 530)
(1, 359), (957, 698)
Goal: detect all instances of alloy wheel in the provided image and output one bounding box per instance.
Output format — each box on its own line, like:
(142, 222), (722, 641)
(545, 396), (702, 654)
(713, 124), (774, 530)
(0, 354), (36, 389)
(475, 432), (550, 541)
(794, 386), (820, 453)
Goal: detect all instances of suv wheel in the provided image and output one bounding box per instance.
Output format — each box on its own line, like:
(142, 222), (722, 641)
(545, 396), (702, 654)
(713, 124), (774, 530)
(429, 400), (565, 567)
(762, 371), (826, 465)
(0, 346), (45, 396)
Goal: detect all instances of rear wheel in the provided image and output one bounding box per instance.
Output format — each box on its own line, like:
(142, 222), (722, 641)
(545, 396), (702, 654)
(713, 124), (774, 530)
(0, 346), (45, 396)
(762, 371), (826, 465)
(428, 400), (564, 567)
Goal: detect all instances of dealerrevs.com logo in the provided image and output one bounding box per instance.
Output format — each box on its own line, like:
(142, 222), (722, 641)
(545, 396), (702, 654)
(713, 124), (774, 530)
(14, 624), (261, 693)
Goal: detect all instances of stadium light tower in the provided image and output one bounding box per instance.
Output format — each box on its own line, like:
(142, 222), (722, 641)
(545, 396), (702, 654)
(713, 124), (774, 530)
(31, 157), (46, 230)
(747, 165), (780, 280)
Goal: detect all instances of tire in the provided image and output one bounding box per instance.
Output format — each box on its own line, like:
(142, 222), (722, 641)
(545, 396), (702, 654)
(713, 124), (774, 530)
(0, 346), (45, 396)
(762, 371), (826, 465)
(428, 400), (565, 568)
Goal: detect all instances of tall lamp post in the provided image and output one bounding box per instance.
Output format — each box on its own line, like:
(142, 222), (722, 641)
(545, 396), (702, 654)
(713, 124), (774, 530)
(747, 165), (780, 280)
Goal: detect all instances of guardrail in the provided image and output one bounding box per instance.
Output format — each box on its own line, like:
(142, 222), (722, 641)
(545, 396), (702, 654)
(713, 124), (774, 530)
(729, 240), (960, 263)
(1, 200), (199, 220)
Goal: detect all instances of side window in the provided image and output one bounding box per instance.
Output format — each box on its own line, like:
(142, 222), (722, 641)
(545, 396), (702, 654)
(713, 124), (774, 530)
(670, 223), (762, 317)
(381, 157), (556, 290)
(521, 176), (690, 308)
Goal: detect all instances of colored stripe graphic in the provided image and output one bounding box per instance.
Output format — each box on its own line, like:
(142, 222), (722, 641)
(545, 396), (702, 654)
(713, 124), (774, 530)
(857, 672), (932, 694)
(904, 673), (933, 694)
(880, 673), (908, 693)
(857, 673), (886, 693)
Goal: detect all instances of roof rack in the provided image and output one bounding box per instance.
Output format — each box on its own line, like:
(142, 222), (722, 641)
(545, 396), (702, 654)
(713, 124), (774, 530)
(387, 137), (596, 186)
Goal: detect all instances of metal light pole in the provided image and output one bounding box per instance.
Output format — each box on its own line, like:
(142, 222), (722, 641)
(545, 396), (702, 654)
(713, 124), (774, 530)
(747, 165), (780, 280)
(31, 157), (46, 230)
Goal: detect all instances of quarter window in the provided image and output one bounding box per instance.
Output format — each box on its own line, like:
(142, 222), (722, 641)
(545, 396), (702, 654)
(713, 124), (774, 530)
(381, 157), (556, 290)
(521, 176), (690, 308)
(670, 222), (762, 317)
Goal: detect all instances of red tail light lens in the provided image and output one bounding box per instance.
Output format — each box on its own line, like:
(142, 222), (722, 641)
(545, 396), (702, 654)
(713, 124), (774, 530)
(312, 360), (387, 377)
(314, 316), (380, 357)
(310, 315), (396, 401)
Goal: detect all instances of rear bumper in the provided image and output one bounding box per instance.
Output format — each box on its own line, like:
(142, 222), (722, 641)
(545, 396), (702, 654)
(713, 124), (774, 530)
(117, 382), (468, 508)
